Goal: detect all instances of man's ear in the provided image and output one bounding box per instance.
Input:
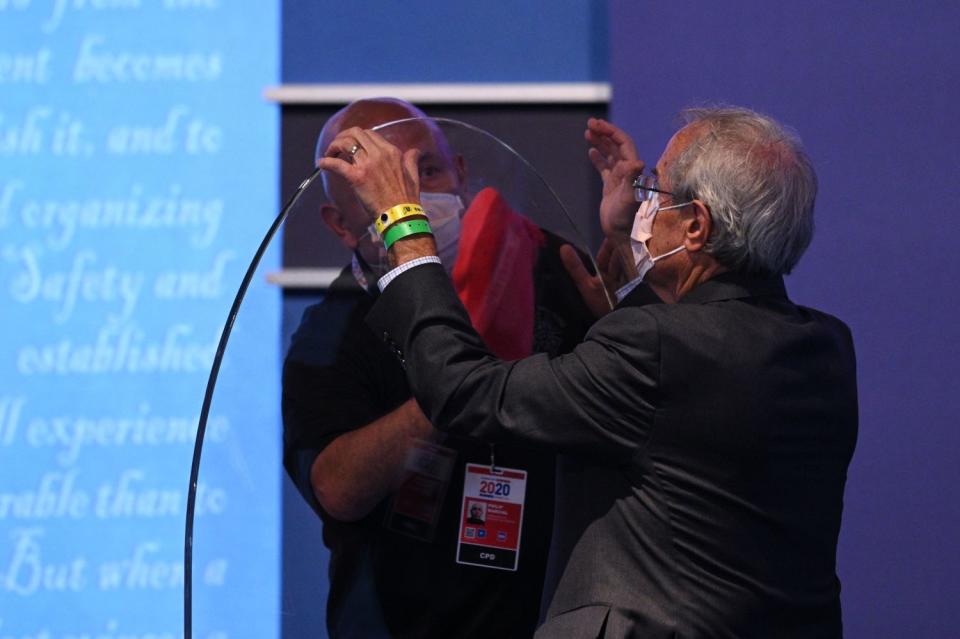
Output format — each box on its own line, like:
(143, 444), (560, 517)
(320, 203), (359, 250)
(683, 200), (712, 253)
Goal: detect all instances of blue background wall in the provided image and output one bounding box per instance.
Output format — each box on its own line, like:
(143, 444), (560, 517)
(0, 3), (280, 638)
(282, 0), (608, 82)
(609, 1), (959, 635)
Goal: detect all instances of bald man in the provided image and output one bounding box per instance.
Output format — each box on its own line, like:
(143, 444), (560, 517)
(281, 99), (594, 638)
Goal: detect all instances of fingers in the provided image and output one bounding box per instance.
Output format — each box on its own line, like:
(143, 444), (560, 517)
(587, 118), (626, 140)
(597, 238), (623, 284)
(353, 128), (395, 156)
(317, 155), (357, 181)
(560, 244), (591, 285)
(596, 237), (615, 271)
(321, 126), (420, 214)
(559, 244), (597, 301)
(587, 117), (637, 150)
(585, 117), (640, 162)
(612, 159), (646, 181)
(588, 140), (641, 179)
(560, 244), (610, 319)
(324, 134), (362, 161)
(605, 244), (625, 283)
(402, 148), (421, 190)
(588, 147), (610, 177)
(321, 128), (373, 180)
(585, 130), (622, 165)
(323, 128), (390, 169)
(401, 147), (422, 200)
(324, 127), (393, 162)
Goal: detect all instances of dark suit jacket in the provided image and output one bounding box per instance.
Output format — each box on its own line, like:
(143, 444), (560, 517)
(367, 264), (858, 639)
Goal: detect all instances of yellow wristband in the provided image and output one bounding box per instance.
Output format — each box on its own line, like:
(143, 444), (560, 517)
(374, 203), (426, 236)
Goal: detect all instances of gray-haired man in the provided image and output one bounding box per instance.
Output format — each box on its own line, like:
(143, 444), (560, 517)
(320, 106), (859, 638)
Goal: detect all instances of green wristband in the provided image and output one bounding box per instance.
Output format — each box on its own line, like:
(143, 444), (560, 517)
(383, 218), (433, 250)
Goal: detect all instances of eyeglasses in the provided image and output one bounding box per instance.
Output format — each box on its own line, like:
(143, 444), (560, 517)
(632, 174), (675, 202)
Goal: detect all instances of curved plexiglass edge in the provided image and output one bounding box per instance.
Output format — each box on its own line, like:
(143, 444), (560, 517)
(182, 168), (321, 639)
(183, 117), (612, 638)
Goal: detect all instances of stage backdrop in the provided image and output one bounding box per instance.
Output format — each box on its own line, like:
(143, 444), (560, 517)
(0, 3), (280, 639)
(610, 1), (960, 635)
(282, 0), (607, 83)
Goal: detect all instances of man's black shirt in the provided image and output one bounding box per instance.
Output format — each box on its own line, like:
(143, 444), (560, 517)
(282, 233), (593, 638)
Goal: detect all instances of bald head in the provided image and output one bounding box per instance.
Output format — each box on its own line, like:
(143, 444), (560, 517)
(315, 98), (429, 165)
(314, 97), (466, 262)
(316, 98), (461, 204)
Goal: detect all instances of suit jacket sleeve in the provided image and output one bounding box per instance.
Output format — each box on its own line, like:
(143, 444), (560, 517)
(366, 263), (660, 464)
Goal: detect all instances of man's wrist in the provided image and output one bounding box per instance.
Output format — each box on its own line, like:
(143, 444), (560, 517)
(388, 234), (439, 268)
(375, 202), (426, 236)
(383, 219), (432, 250)
(400, 399), (433, 439)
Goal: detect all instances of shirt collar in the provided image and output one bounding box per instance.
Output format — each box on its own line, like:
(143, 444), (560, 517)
(617, 279), (665, 308)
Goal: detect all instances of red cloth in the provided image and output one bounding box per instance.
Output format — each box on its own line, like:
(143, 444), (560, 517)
(452, 188), (545, 360)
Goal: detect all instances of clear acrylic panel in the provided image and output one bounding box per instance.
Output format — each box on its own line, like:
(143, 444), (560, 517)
(185, 118), (611, 638)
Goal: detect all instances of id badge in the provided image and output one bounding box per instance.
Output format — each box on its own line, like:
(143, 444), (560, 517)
(456, 463), (527, 571)
(385, 439), (457, 541)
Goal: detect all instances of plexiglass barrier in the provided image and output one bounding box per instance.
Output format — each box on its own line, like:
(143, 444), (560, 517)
(184, 118), (617, 638)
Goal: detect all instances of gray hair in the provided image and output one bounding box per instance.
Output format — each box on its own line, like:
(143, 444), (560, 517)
(666, 107), (817, 275)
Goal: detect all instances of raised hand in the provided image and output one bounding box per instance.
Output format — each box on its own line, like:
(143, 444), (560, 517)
(585, 118), (645, 237)
(560, 238), (638, 318)
(318, 127), (421, 215)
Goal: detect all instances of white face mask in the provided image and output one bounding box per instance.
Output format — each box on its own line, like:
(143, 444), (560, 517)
(355, 230), (390, 279)
(629, 192), (691, 281)
(419, 191), (464, 274)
